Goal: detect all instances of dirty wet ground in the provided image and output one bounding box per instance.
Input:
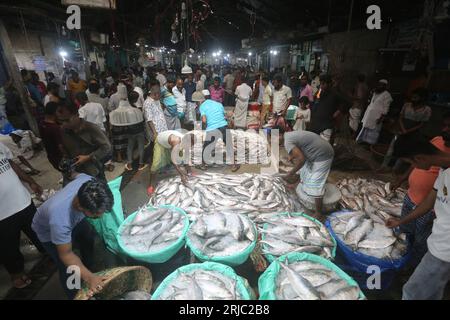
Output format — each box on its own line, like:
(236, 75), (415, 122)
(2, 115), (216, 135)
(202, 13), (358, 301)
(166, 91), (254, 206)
(1, 139), (449, 300)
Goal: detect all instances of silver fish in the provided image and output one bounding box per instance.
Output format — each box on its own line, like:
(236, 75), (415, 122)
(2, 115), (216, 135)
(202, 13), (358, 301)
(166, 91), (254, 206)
(157, 269), (243, 300)
(120, 207), (186, 253)
(261, 215), (334, 260)
(330, 211), (408, 260)
(188, 212), (256, 258)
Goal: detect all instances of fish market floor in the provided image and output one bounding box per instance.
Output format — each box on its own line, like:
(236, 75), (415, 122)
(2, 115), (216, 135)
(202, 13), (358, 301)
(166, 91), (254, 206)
(2, 143), (450, 300)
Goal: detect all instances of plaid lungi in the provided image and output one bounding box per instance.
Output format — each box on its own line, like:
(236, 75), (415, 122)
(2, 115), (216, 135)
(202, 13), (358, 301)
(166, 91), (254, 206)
(400, 194), (435, 265)
(297, 158), (333, 198)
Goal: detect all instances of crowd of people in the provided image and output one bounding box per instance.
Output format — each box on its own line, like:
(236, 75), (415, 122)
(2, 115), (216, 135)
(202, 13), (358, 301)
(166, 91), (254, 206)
(0, 59), (448, 301)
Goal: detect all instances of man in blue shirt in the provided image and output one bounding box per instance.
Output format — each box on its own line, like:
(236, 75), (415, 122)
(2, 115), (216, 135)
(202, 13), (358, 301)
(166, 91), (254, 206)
(32, 169), (114, 299)
(191, 91), (240, 172)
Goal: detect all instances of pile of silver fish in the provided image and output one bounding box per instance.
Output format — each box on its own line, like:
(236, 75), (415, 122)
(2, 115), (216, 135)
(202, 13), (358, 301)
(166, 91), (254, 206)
(120, 207), (186, 253)
(156, 269), (243, 300)
(188, 213), (256, 258)
(260, 214), (335, 260)
(329, 211), (408, 260)
(149, 173), (304, 221)
(189, 129), (270, 165)
(337, 178), (406, 222)
(276, 260), (363, 300)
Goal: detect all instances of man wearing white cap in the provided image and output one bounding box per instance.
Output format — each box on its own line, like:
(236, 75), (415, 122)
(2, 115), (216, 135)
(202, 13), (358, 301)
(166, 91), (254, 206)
(357, 79), (393, 145)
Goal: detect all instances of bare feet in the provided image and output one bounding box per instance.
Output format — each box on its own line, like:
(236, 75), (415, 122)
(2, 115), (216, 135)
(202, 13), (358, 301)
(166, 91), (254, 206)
(138, 164), (148, 171)
(12, 274), (32, 289)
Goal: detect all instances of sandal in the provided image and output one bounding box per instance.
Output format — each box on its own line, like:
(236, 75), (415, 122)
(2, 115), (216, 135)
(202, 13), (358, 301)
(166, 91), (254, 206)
(125, 163), (133, 171)
(231, 165), (241, 172)
(13, 275), (32, 289)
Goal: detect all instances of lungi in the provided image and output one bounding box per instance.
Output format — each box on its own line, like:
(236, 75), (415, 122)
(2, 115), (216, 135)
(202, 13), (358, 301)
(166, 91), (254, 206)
(297, 158), (333, 198)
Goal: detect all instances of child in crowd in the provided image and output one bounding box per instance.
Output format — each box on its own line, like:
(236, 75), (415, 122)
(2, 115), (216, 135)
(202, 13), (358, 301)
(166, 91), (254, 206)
(293, 96), (311, 131)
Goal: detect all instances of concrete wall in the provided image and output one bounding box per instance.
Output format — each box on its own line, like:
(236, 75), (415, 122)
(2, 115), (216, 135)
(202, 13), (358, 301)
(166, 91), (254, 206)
(5, 27), (104, 82)
(322, 28), (389, 91)
(6, 28), (65, 81)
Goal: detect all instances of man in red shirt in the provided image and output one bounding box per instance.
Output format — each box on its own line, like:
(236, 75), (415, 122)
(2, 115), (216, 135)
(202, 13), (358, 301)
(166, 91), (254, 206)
(389, 113), (450, 266)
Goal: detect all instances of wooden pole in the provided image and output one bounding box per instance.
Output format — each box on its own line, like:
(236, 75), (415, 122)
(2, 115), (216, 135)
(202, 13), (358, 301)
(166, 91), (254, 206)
(327, 0), (332, 31)
(347, 0), (355, 32)
(78, 30), (91, 80)
(0, 19), (39, 135)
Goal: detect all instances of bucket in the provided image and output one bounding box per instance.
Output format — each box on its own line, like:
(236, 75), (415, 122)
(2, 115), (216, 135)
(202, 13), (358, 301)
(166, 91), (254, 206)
(297, 183), (342, 213)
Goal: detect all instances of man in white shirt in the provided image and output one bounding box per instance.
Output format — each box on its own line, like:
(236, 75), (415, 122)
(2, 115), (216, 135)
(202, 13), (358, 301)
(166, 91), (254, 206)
(386, 135), (450, 300)
(234, 78), (253, 129)
(357, 79), (393, 145)
(272, 74), (293, 115)
(172, 78), (187, 119)
(133, 86), (145, 109)
(261, 76), (273, 126)
(87, 82), (109, 114)
(156, 68), (167, 87)
(195, 69), (206, 92)
(0, 142), (44, 289)
(223, 69), (236, 107)
(76, 92), (106, 131)
(108, 83), (127, 113)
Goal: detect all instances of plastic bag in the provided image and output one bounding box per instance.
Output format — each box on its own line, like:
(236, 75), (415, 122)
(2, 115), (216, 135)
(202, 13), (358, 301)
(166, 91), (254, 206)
(152, 262), (255, 300)
(87, 176), (125, 257)
(117, 205), (189, 264)
(258, 252), (366, 300)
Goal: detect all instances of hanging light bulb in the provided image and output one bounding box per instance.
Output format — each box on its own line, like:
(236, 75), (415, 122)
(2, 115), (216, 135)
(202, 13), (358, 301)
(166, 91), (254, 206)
(171, 15), (180, 44)
(171, 31), (179, 44)
(181, 58), (193, 74)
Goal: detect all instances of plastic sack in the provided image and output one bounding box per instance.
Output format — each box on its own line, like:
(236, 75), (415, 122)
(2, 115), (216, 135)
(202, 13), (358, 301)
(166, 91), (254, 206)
(186, 214), (257, 267)
(0, 122), (15, 135)
(261, 212), (337, 263)
(151, 262), (256, 300)
(258, 252), (366, 300)
(117, 205), (189, 264)
(87, 176), (125, 257)
(325, 211), (411, 274)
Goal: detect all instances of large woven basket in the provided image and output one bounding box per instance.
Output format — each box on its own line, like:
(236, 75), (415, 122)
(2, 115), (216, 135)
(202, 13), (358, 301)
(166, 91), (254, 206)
(74, 266), (152, 300)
